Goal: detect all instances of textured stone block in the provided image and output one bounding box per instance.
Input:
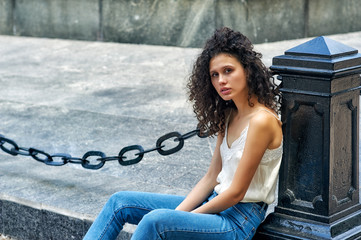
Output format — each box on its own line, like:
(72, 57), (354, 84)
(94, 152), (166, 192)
(2, 200), (42, 240)
(0, 196), (119, 240)
(0, 0), (13, 35)
(102, 0), (308, 47)
(308, 0), (361, 37)
(240, 0), (306, 43)
(14, 0), (99, 40)
(41, 209), (86, 240)
(2, 0), (361, 47)
(102, 0), (216, 47)
(217, 0), (306, 43)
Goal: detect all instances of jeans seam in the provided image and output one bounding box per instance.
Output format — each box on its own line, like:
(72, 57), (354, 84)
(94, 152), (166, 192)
(159, 226), (237, 238)
(99, 214), (116, 240)
(231, 204), (259, 239)
(231, 205), (248, 222)
(251, 204), (265, 222)
(98, 205), (152, 240)
(244, 227), (256, 240)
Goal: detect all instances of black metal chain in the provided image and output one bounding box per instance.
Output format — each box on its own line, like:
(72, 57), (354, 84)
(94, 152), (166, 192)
(0, 129), (208, 170)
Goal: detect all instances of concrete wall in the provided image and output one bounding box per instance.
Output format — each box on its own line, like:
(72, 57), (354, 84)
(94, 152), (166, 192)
(0, 0), (13, 35)
(1, 0), (361, 47)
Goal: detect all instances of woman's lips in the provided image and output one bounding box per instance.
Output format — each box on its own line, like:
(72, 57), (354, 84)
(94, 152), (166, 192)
(220, 88), (231, 95)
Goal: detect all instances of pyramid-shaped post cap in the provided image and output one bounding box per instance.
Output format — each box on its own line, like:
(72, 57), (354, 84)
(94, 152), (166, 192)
(285, 36), (358, 58)
(271, 36), (361, 78)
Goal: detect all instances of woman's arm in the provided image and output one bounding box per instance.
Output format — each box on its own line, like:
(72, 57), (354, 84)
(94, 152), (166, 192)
(176, 133), (223, 212)
(192, 112), (281, 214)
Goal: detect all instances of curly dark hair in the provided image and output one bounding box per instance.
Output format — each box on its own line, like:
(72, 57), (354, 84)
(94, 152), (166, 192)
(187, 27), (281, 137)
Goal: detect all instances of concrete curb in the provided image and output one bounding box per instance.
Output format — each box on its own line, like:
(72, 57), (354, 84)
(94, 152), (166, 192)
(0, 193), (136, 240)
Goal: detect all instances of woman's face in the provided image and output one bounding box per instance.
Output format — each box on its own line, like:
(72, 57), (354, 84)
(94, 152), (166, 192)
(209, 53), (248, 102)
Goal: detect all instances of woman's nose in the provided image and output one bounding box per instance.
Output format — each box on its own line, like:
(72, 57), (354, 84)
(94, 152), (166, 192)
(218, 75), (226, 84)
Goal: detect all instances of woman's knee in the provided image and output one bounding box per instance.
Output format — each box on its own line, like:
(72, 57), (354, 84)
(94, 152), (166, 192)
(141, 209), (174, 226)
(107, 191), (136, 208)
(106, 191), (153, 225)
(103, 192), (136, 221)
(135, 209), (174, 237)
(144, 209), (173, 222)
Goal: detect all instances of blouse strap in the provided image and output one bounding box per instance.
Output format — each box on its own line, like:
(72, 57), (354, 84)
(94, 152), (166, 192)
(224, 109), (233, 136)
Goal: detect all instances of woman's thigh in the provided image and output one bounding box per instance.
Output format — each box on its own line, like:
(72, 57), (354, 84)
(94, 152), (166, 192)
(84, 191), (185, 240)
(132, 209), (244, 240)
(131, 196), (267, 240)
(106, 191), (186, 224)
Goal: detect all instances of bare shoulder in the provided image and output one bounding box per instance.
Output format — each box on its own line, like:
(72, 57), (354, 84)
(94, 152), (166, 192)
(249, 109), (283, 149)
(249, 109), (280, 129)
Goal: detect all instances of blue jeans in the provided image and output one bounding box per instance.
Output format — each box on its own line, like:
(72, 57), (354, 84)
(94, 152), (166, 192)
(83, 191), (267, 240)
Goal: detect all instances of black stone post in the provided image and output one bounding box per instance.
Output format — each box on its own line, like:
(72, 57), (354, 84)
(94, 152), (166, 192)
(255, 37), (361, 239)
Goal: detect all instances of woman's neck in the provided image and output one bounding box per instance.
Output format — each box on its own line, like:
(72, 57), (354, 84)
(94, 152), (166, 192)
(233, 95), (260, 118)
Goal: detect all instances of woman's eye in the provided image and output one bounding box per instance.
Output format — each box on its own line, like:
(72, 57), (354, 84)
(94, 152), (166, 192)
(211, 73), (218, 78)
(225, 68), (232, 73)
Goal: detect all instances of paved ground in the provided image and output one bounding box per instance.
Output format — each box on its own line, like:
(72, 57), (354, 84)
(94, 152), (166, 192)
(0, 31), (360, 239)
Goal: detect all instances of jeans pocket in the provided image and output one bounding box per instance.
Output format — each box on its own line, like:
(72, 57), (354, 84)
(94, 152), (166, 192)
(251, 204), (266, 222)
(225, 204), (259, 239)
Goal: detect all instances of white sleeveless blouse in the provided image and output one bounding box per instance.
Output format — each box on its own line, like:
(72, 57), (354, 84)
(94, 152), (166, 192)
(214, 110), (283, 204)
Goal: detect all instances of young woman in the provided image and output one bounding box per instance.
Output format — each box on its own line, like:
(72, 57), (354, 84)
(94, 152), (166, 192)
(83, 27), (282, 240)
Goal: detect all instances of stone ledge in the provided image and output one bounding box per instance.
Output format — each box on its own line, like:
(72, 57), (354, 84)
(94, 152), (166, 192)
(0, 193), (92, 240)
(0, 193), (136, 240)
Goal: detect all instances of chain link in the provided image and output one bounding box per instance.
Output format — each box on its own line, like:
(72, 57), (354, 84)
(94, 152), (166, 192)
(0, 129), (208, 170)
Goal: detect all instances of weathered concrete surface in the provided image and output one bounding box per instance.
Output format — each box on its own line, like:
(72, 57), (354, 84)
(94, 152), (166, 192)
(13, 0), (100, 40)
(216, 0), (306, 44)
(0, 31), (360, 239)
(0, 0), (12, 35)
(102, 0), (217, 47)
(1, 0), (361, 47)
(308, 0), (361, 36)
